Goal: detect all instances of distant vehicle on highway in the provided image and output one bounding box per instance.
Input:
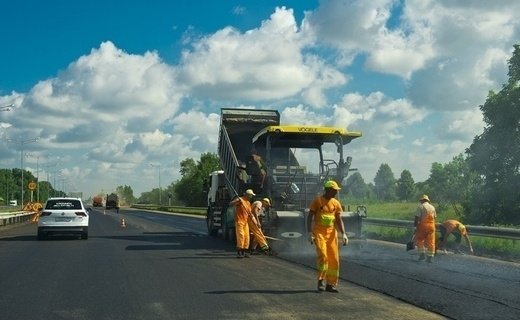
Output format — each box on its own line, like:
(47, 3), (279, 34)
(92, 195), (103, 207)
(105, 193), (120, 212)
(37, 197), (91, 240)
(9, 200), (17, 206)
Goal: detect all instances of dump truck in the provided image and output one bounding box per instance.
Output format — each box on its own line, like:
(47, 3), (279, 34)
(105, 193), (120, 212)
(92, 196), (103, 207)
(205, 108), (366, 250)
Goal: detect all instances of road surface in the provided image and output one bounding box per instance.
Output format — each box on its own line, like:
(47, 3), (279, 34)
(1, 208), (518, 320)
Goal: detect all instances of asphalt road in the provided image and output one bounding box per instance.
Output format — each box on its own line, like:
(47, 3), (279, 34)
(0, 208), (518, 320)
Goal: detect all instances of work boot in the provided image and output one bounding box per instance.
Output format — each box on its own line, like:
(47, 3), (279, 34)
(325, 285), (339, 293)
(243, 250), (250, 258)
(236, 250), (243, 259)
(426, 256), (433, 263)
(261, 246), (276, 256)
(317, 279), (325, 292)
(418, 253), (426, 261)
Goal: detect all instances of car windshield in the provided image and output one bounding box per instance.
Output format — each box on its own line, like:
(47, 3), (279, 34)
(45, 200), (82, 210)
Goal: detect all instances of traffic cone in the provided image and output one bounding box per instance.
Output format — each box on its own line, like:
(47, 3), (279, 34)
(120, 218), (126, 228)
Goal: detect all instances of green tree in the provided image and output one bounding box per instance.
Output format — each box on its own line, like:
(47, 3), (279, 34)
(396, 170), (415, 201)
(174, 153), (221, 206)
(373, 163), (397, 201)
(426, 154), (478, 215)
(116, 185), (136, 205)
(344, 172), (369, 200)
(466, 44), (520, 224)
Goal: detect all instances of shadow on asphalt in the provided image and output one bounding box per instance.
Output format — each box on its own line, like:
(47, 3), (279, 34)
(95, 231), (234, 252)
(0, 235), (83, 241)
(205, 289), (318, 294)
(0, 235), (36, 241)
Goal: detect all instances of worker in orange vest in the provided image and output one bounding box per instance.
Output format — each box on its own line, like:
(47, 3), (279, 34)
(230, 189), (255, 258)
(414, 194), (437, 262)
(438, 220), (474, 255)
(307, 180), (348, 293)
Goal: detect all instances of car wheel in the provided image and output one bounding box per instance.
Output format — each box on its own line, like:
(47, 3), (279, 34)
(81, 227), (89, 240)
(37, 228), (46, 240)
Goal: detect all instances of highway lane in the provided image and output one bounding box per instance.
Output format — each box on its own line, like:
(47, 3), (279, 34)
(0, 208), (445, 320)
(119, 208), (520, 320)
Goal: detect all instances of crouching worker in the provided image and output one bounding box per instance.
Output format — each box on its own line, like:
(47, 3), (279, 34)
(307, 180), (348, 293)
(438, 220), (474, 255)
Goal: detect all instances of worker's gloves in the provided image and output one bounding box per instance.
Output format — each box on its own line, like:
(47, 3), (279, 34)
(342, 233), (349, 246)
(308, 232), (315, 245)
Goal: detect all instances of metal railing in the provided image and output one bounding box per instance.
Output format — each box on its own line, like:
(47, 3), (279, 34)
(0, 211), (38, 227)
(364, 217), (520, 240)
(3, 207), (519, 242)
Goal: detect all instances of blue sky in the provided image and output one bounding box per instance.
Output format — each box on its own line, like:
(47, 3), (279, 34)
(1, 0), (518, 199)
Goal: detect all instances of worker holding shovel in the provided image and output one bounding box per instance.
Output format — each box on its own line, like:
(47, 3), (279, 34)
(230, 189), (274, 258)
(415, 194), (437, 262)
(249, 198), (271, 254)
(230, 189), (255, 258)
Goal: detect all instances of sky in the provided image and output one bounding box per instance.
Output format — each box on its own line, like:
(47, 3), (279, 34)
(1, 0), (519, 199)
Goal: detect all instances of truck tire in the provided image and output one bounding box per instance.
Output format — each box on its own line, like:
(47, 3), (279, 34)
(207, 209), (218, 237)
(222, 212), (230, 240)
(221, 210), (234, 241)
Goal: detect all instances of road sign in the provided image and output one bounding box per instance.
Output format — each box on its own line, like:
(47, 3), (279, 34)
(28, 182), (37, 190)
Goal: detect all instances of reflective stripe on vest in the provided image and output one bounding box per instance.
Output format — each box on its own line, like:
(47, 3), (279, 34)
(319, 213), (335, 227)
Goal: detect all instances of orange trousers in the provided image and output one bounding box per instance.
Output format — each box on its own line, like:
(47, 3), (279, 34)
(247, 217), (269, 249)
(235, 220), (250, 250)
(415, 223), (436, 257)
(313, 226), (339, 285)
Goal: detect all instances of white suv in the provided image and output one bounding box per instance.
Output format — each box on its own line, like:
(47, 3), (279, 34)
(37, 197), (91, 240)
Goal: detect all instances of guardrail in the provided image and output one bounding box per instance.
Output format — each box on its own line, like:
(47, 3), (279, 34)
(0, 211), (38, 227)
(364, 217), (520, 241)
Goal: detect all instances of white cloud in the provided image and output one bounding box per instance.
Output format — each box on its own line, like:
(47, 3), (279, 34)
(177, 7), (346, 107)
(437, 110), (485, 141)
(2, 1), (519, 196)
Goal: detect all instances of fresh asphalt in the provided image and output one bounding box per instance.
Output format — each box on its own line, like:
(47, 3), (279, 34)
(0, 207), (518, 320)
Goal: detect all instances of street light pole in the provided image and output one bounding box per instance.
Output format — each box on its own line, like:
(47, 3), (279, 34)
(25, 153), (41, 203)
(7, 136), (39, 208)
(41, 160), (57, 202)
(149, 163), (162, 205)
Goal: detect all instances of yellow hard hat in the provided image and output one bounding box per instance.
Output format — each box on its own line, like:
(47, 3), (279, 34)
(245, 189), (255, 196)
(419, 194), (430, 202)
(324, 180), (341, 190)
(261, 198), (271, 206)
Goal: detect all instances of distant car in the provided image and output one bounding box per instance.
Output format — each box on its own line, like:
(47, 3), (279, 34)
(37, 197), (91, 240)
